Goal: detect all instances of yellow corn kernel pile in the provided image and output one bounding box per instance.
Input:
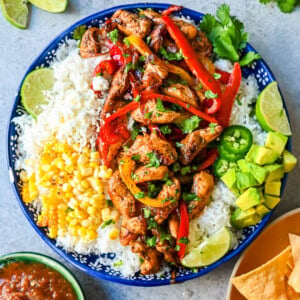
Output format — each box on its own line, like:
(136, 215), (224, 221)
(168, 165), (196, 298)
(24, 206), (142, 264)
(21, 139), (119, 241)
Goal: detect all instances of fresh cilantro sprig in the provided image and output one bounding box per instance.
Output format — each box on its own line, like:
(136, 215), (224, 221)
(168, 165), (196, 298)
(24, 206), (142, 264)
(177, 116), (202, 134)
(159, 47), (186, 61)
(200, 4), (261, 65)
(259, 0), (297, 13)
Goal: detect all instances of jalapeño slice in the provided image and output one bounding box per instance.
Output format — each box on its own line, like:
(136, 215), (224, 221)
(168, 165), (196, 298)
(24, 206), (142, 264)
(219, 145), (244, 162)
(220, 125), (253, 155)
(213, 158), (237, 178)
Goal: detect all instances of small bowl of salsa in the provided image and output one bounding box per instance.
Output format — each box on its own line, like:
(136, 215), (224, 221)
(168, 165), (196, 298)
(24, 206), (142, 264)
(0, 252), (85, 300)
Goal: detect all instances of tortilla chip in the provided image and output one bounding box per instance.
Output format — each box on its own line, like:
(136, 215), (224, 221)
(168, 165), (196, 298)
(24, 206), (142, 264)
(287, 251), (295, 270)
(232, 246), (291, 300)
(286, 279), (300, 300)
(289, 234), (300, 264)
(289, 263), (300, 294)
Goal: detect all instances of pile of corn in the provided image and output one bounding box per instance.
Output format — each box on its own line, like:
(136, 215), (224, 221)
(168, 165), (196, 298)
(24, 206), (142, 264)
(21, 138), (119, 241)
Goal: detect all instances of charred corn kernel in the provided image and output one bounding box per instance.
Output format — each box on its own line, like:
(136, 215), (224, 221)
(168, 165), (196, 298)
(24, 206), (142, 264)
(110, 210), (120, 222)
(86, 229), (98, 240)
(81, 218), (92, 227)
(53, 158), (65, 169)
(48, 226), (58, 239)
(87, 206), (97, 216)
(78, 227), (87, 238)
(62, 183), (72, 193)
(101, 208), (111, 222)
(80, 167), (93, 177)
(109, 228), (119, 240)
(78, 154), (89, 165)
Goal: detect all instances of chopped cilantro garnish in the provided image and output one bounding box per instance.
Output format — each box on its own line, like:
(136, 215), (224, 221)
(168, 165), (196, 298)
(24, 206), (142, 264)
(240, 52), (261, 66)
(178, 116), (202, 134)
(139, 55), (146, 62)
(131, 123), (140, 140)
(134, 192), (145, 199)
(160, 232), (173, 243)
(178, 237), (190, 244)
(146, 36), (152, 44)
(147, 182), (162, 198)
(213, 73), (221, 79)
(101, 219), (115, 229)
(156, 98), (169, 112)
(181, 166), (191, 176)
(159, 125), (172, 135)
(172, 162), (181, 173)
(205, 90), (218, 99)
(175, 245), (180, 251)
(73, 25), (87, 42)
(133, 94), (141, 102)
(159, 47), (186, 61)
(125, 62), (135, 73)
(143, 208), (151, 219)
(131, 172), (139, 181)
(107, 29), (119, 44)
(105, 199), (113, 207)
(144, 112), (153, 119)
(65, 207), (74, 213)
(176, 142), (183, 148)
(123, 37), (131, 47)
(209, 122), (218, 133)
(146, 236), (157, 247)
(131, 154), (141, 161)
(183, 192), (201, 202)
(123, 53), (130, 58)
(146, 152), (160, 168)
(161, 197), (175, 204)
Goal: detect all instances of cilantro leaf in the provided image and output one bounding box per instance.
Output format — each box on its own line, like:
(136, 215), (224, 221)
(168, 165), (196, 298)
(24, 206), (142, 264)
(159, 125), (172, 135)
(159, 47), (186, 61)
(146, 236), (157, 247)
(183, 192), (201, 202)
(113, 260), (123, 267)
(143, 208), (151, 218)
(107, 29), (119, 44)
(239, 51), (261, 66)
(146, 152), (160, 168)
(134, 192), (145, 199)
(156, 98), (169, 112)
(178, 237), (190, 244)
(205, 90), (218, 99)
(131, 154), (141, 161)
(147, 182), (162, 198)
(101, 219), (115, 229)
(177, 116), (202, 134)
(73, 25), (87, 41)
(200, 4), (248, 62)
(277, 0), (296, 13)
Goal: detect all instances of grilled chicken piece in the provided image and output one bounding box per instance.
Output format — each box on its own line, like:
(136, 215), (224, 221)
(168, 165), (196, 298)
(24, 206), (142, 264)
(101, 67), (130, 119)
(112, 10), (152, 39)
(190, 31), (213, 58)
(155, 240), (178, 264)
(162, 84), (199, 107)
(168, 210), (180, 239)
(131, 99), (180, 124)
(149, 23), (166, 53)
(173, 19), (198, 40)
(150, 177), (180, 224)
(188, 171), (214, 219)
(128, 132), (178, 166)
(119, 225), (138, 246)
(122, 216), (147, 235)
(133, 166), (170, 184)
(108, 171), (136, 217)
(139, 10), (162, 23)
(179, 125), (223, 165)
(80, 28), (103, 58)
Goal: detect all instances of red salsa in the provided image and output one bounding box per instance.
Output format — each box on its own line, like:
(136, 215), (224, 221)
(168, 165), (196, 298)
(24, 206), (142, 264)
(0, 261), (77, 300)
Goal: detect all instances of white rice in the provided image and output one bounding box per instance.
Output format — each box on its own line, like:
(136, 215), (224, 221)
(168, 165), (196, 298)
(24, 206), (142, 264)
(13, 40), (266, 276)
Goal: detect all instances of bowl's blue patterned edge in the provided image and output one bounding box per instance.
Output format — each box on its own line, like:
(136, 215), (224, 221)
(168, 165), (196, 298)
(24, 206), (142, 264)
(6, 3), (291, 287)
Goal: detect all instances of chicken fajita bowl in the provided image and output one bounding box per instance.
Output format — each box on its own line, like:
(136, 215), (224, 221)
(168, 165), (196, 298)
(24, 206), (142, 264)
(7, 3), (296, 286)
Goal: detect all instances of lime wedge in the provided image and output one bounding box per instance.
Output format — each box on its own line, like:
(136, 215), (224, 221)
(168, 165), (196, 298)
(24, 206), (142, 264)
(28, 0), (68, 13)
(0, 0), (28, 29)
(256, 82), (291, 136)
(21, 68), (55, 118)
(181, 227), (231, 268)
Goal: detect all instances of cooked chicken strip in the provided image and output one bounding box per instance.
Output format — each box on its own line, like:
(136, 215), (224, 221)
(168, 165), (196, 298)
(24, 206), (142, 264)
(112, 9), (152, 39)
(108, 171), (136, 217)
(119, 225), (138, 246)
(162, 84), (199, 107)
(122, 216), (147, 235)
(80, 28), (103, 58)
(188, 171), (214, 219)
(179, 125), (223, 165)
(133, 166), (170, 183)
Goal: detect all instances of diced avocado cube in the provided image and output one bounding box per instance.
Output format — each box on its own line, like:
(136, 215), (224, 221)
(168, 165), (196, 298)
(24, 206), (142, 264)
(231, 207), (261, 229)
(264, 195), (280, 209)
(254, 146), (280, 165)
(265, 181), (281, 196)
(264, 164), (284, 182)
(245, 145), (260, 162)
(236, 172), (258, 190)
(265, 132), (288, 155)
(237, 159), (266, 184)
(221, 168), (236, 189)
(282, 150), (297, 173)
(236, 187), (261, 210)
(256, 204), (270, 217)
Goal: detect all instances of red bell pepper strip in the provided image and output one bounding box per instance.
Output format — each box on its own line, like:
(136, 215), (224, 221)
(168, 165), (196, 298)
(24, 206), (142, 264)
(197, 148), (219, 171)
(217, 63), (242, 127)
(162, 15), (222, 101)
(104, 101), (139, 124)
(204, 98), (221, 115)
(93, 59), (118, 77)
(176, 201), (189, 260)
(215, 68), (230, 84)
(162, 5), (183, 16)
(142, 91), (218, 124)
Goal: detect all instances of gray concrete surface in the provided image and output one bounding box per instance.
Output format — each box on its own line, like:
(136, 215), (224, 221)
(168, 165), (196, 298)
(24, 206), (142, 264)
(0, 0), (299, 299)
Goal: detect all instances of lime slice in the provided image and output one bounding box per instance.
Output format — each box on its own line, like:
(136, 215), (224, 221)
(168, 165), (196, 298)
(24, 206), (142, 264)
(28, 0), (68, 13)
(256, 82), (291, 136)
(0, 0), (28, 29)
(21, 68), (55, 118)
(181, 227), (231, 268)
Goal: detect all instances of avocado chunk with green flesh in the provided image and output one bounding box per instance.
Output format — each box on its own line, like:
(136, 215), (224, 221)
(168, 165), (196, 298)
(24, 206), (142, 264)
(265, 132), (288, 155)
(283, 150), (297, 173)
(236, 172), (258, 190)
(252, 146), (280, 165)
(265, 181), (281, 196)
(264, 164), (284, 182)
(231, 208), (261, 229)
(256, 204), (270, 217)
(221, 168), (236, 189)
(238, 159), (266, 184)
(236, 187), (261, 210)
(245, 145), (260, 162)
(264, 195), (280, 209)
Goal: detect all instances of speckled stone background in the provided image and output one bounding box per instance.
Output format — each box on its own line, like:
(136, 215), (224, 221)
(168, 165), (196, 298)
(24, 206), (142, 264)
(0, 0), (299, 299)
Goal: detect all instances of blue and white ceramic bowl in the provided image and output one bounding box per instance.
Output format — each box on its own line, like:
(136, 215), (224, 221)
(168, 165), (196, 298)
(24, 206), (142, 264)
(7, 3), (291, 287)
